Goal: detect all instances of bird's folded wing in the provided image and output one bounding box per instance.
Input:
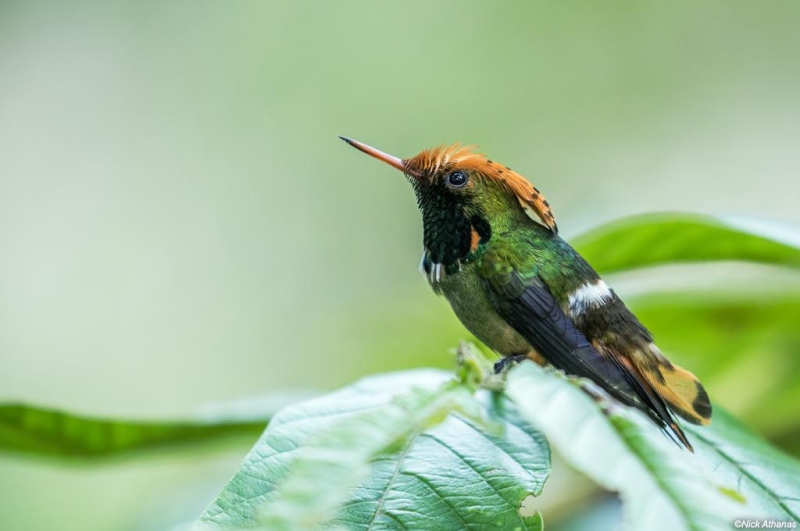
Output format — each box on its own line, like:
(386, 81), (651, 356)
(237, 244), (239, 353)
(482, 267), (652, 412)
(479, 249), (695, 449)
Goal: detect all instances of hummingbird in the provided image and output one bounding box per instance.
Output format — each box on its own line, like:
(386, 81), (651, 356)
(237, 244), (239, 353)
(340, 136), (712, 451)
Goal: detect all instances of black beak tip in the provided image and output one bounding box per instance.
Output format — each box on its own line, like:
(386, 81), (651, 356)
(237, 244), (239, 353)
(338, 135), (354, 145)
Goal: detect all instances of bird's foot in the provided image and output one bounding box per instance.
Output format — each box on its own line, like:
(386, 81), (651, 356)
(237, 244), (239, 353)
(493, 353), (529, 375)
(454, 342), (512, 391)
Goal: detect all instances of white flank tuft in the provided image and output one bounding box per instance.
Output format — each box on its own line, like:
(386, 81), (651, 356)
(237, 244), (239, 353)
(568, 280), (613, 317)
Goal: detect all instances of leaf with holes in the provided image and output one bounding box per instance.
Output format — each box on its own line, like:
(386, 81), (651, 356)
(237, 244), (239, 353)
(194, 369), (550, 531)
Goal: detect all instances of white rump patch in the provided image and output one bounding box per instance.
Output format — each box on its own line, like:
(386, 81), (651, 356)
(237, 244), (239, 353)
(568, 280), (613, 317)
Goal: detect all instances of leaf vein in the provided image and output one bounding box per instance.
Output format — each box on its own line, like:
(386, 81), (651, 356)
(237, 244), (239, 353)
(420, 432), (530, 528)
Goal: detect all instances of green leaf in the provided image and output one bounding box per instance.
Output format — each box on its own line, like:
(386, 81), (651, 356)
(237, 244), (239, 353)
(630, 293), (800, 377)
(506, 362), (800, 531)
(572, 214), (800, 274)
(686, 409), (800, 521)
(194, 369), (550, 531)
(0, 403), (274, 458)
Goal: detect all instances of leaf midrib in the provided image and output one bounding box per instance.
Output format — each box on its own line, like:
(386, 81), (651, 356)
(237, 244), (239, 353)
(362, 432), (419, 530)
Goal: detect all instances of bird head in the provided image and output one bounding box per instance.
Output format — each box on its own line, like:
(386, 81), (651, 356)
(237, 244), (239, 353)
(340, 137), (558, 269)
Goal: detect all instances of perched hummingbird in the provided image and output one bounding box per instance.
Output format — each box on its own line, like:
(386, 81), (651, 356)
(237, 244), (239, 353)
(340, 137), (712, 451)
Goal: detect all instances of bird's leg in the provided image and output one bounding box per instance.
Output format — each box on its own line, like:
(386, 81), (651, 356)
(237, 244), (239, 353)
(493, 353), (529, 374)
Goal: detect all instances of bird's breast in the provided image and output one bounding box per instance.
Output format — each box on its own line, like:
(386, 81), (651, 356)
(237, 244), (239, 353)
(433, 265), (531, 356)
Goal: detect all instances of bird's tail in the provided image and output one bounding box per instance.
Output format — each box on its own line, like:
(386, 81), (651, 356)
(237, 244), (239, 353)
(654, 363), (712, 426)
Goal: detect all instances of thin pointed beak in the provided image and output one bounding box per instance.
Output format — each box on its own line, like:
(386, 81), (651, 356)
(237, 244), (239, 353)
(339, 136), (416, 176)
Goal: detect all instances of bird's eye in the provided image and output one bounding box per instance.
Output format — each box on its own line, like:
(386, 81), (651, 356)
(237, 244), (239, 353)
(446, 171), (468, 188)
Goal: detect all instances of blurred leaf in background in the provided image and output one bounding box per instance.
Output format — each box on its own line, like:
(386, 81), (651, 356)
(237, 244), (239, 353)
(0, 403), (265, 458)
(2, 1), (800, 530)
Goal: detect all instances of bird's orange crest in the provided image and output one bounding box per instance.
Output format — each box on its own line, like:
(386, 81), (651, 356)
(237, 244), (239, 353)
(404, 144), (558, 233)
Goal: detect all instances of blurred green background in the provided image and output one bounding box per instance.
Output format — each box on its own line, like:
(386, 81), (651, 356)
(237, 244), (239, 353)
(2, 2), (799, 530)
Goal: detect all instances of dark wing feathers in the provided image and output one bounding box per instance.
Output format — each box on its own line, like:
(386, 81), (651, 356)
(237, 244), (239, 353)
(487, 272), (646, 409)
(484, 269), (692, 450)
